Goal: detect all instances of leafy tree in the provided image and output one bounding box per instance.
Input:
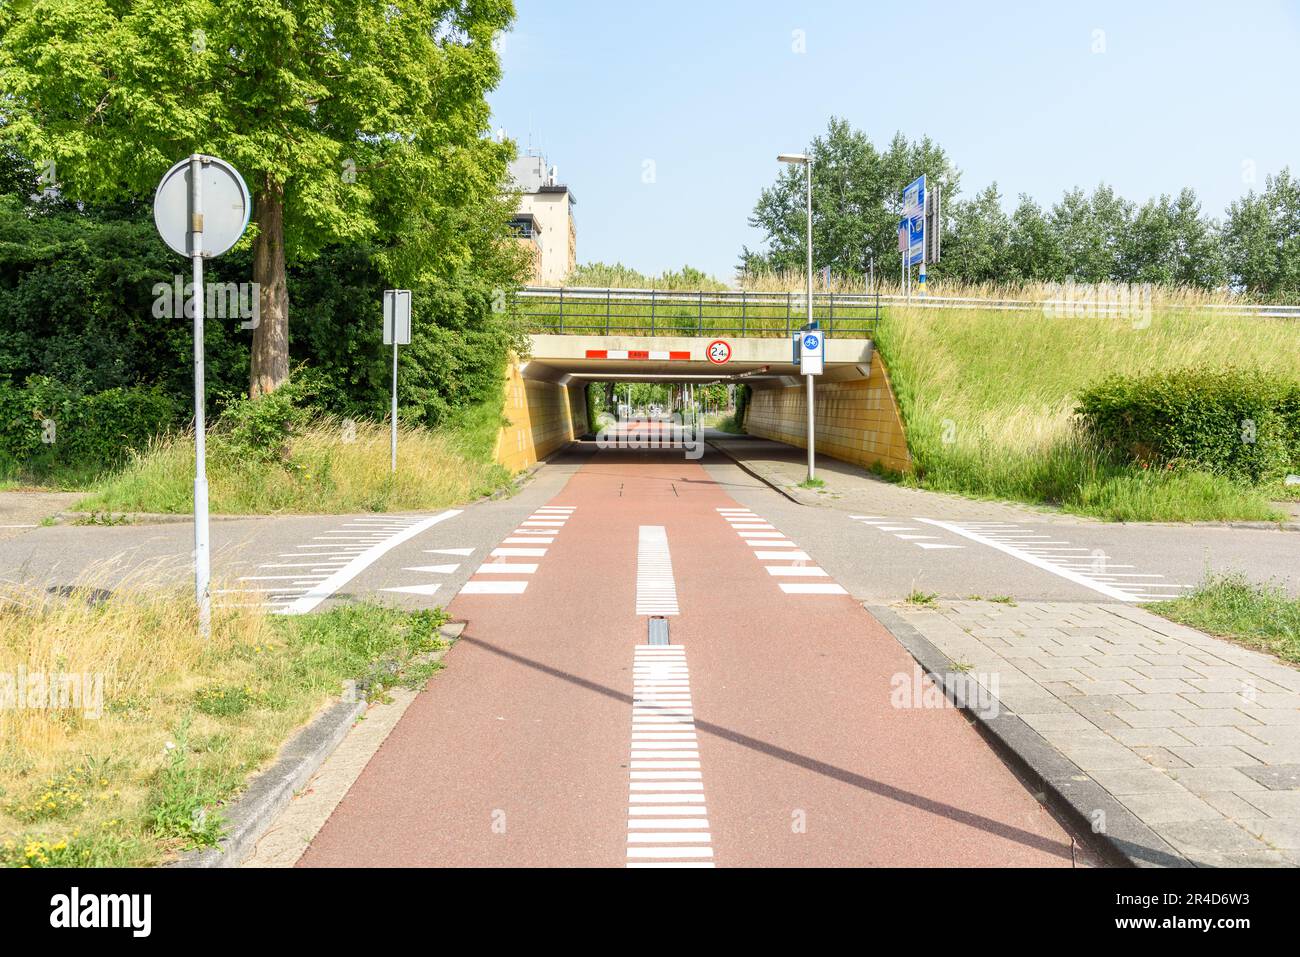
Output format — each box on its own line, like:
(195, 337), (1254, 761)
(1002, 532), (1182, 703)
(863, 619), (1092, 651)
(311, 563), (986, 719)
(742, 117), (959, 281)
(1005, 194), (1063, 281)
(1049, 185), (1132, 282)
(938, 184), (1010, 284)
(1125, 189), (1223, 287)
(0, 0), (518, 396)
(1223, 168), (1300, 299)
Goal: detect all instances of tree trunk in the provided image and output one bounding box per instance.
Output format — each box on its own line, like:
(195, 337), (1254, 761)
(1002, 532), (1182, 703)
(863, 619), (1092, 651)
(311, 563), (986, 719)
(250, 179), (289, 397)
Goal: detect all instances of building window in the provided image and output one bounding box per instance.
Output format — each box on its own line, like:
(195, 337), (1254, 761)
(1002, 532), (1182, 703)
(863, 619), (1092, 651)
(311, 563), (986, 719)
(509, 217), (537, 240)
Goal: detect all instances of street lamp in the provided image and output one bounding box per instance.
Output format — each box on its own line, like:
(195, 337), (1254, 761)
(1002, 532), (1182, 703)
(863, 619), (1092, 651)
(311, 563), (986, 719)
(779, 152), (816, 482)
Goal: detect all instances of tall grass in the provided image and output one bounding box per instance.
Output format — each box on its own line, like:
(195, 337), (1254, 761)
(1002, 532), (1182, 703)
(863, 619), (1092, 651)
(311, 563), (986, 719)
(75, 414), (508, 515)
(0, 583), (447, 866)
(874, 304), (1300, 521)
(1148, 572), (1300, 663)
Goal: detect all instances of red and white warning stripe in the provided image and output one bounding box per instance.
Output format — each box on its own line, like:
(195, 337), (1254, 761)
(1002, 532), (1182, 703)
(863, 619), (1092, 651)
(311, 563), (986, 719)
(586, 349), (691, 361)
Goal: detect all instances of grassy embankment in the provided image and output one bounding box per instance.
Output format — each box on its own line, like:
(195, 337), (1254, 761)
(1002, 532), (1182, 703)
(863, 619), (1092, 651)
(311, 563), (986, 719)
(874, 292), (1299, 521)
(0, 588), (446, 866)
(1148, 573), (1300, 664)
(534, 273), (1298, 521)
(76, 402), (509, 515)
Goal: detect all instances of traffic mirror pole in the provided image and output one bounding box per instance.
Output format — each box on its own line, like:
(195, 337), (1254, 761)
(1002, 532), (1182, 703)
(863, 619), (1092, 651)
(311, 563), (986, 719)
(189, 154), (211, 635)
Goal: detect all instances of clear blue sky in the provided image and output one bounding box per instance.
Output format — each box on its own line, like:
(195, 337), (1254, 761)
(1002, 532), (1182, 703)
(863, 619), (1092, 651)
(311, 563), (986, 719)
(489, 0), (1300, 282)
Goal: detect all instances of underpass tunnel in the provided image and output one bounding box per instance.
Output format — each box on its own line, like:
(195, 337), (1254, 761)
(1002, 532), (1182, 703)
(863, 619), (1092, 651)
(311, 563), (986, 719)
(493, 333), (912, 475)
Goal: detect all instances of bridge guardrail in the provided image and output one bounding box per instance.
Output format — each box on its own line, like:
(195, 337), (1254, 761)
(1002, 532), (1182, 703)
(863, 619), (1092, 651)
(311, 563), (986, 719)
(516, 286), (882, 338)
(517, 286), (1300, 334)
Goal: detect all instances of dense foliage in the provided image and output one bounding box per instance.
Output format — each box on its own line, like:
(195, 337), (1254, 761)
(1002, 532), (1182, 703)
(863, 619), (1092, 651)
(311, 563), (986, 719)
(0, 0), (521, 395)
(1075, 369), (1300, 483)
(746, 118), (1300, 299)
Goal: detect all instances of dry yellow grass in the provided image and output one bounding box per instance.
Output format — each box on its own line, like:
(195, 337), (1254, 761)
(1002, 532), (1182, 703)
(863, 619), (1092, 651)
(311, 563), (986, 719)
(0, 583), (273, 864)
(0, 579), (446, 866)
(76, 416), (509, 515)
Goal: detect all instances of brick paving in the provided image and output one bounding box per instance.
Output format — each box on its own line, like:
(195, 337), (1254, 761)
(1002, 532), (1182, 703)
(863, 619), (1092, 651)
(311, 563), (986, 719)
(895, 599), (1300, 867)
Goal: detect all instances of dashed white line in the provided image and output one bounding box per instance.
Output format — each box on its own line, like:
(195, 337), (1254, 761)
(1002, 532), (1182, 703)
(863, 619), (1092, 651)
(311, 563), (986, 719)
(459, 580), (528, 594)
(780, 583), (848, 594)
(636, 525), (680, 616)
(627, 645), (714, 868)
(380, 583), (441, 597)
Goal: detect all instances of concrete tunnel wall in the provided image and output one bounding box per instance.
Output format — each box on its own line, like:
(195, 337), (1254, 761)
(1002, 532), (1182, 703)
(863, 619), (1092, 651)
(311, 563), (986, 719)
(744, 351), (913, 474)
(494, 357), (589, 473)
(491, 339), (912, 476)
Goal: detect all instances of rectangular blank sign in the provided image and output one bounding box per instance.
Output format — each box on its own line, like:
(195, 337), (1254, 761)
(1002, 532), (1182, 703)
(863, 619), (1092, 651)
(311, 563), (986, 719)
(383, 289), (412, 345)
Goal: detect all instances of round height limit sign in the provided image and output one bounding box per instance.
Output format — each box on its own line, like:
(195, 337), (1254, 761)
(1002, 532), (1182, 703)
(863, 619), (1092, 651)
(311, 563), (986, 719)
(154, 155), (251, 635)
(706, 339), (732, 364)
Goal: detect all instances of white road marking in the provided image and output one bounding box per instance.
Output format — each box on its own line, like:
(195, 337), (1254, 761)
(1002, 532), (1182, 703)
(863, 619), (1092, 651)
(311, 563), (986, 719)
(215, 586), (311, 594)
(239, 574), (329, 582)
(747, 539), (797, 547)
(502, 537), (554, 544)
(459, 580), (528, 594)
(737, 531), (783, 538)
(380, 583), (442, 597)
(636, 525), (680, 616)
(764, 565), (828, 577)
(627, 646), (714, 867)
(426, 547), (475, 556)
(475, 563), (538, 574)
(779, 583), (848, 594)
(916, 519), (1156, 602)
(916, 543), (964, 550)
(277, 509), (461, 615)
(402, 564), (460, 574)
(755, 550), (811, 560)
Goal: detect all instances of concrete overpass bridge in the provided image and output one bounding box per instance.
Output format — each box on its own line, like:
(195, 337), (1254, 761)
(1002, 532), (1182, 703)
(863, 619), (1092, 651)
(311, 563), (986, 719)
(493, 288), (911, 476)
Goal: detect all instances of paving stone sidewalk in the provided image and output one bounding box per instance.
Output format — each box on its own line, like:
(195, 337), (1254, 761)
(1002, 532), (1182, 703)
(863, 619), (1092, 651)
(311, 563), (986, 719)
(893, 599), (1300, 867)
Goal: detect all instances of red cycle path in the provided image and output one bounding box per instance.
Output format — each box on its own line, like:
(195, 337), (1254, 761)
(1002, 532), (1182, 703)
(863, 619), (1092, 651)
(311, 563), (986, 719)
(298, 448), (1075, 867)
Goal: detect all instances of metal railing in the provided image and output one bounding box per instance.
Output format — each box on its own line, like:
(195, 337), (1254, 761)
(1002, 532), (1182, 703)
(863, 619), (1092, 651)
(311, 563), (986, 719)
(517, 286), (882, 338)
(517, 285), (1300, 332)
(866, 291), (1300, 318)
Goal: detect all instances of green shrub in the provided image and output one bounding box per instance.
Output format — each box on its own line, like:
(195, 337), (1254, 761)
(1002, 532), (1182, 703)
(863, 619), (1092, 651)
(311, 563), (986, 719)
(734, 383), (752, 431)
(1075, 368), (1300, 483)
(210, 387), (308, 466)
(0, 376), (178, 480)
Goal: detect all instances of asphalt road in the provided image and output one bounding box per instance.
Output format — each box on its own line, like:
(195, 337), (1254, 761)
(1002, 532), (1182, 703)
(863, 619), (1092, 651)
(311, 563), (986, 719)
(2, 440), (1295, 609)
(298, 439), (1078, 867)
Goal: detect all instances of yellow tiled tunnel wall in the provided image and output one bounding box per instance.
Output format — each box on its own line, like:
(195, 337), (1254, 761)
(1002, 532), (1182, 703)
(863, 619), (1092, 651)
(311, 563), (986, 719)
(495, 361), (589, 472)
(745, 351), (912, 474)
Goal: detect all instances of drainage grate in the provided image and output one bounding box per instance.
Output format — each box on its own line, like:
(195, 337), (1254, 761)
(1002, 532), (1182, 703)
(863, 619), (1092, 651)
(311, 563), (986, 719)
(647, 616), (670, 645)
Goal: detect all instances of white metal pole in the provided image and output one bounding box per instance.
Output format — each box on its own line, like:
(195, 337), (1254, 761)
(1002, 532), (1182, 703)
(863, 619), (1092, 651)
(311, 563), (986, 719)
(805, 160), (815, 483)
(920, 188), (927, 296)
(390, 339), (398, 472)
(189, 154), (211, 636)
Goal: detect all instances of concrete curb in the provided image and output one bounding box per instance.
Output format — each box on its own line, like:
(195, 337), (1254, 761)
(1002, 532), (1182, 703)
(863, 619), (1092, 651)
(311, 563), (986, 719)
(56, 511), (251, 525)
(171, 620), (465, 869)
(704, 438), (823, 507)
(867, 603), (1193, 869)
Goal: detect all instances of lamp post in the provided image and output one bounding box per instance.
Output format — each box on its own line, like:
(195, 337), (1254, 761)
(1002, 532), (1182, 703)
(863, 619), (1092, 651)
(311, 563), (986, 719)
(778, 152), (816, 482)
